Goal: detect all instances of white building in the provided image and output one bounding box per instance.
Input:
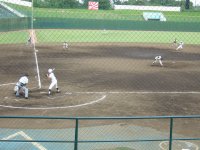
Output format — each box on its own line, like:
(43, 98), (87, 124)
(187, 0), (200, 6)
(114, 0), (200, 6)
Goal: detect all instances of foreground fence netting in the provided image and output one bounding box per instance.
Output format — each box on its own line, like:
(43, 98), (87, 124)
(0, 1), (200, 150)
(0, 115), (199, 150)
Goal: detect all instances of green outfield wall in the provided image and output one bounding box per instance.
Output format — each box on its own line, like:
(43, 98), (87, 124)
(0, 17), (199, 32)
(0, 17), (30, 32)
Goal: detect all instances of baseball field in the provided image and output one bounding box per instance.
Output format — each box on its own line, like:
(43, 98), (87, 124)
(0, 37), (200, 149)
(0, 2), (200, 150)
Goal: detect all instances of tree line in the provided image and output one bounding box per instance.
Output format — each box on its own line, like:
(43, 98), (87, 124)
(33, 0), (112, 10)
(26, 0), (193, 10)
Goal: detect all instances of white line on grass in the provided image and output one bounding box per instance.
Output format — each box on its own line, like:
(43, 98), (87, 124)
(2, 131), (47, 150)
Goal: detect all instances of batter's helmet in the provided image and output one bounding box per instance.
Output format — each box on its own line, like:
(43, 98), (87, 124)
(48, 68), (53, 73)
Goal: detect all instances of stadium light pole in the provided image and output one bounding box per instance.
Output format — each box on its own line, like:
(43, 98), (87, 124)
(32, 0), (42, 89)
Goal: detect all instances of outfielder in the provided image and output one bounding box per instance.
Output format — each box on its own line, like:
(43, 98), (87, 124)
(152, 56), (163, 67)
(46, 68), (60, 95)
(14, 73), (29, 99)
(176, 41), (184, 50)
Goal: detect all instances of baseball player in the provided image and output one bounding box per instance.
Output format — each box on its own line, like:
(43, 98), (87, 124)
(172, 38), (177, 47)
(27, 36), (32, 46)
(46, 68), (60, 95)
(152, 56), (163, 67)
(176, 41), (184, 50)
(63, 41), (68, 49)
(14, 73), (29, 99)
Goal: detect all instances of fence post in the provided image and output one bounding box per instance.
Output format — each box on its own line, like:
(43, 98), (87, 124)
(74, 118), (79, 150)
(169, 118), (173, 150)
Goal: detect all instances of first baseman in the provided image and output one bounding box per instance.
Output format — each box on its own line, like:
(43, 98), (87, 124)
(46, 68), (60, 95)
(152, 56), (163, 67)
(14, 73), (29, 99)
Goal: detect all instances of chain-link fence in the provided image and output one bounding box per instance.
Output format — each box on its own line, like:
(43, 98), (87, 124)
(0, 1), (200, 149)
(0, 115), (199, 150)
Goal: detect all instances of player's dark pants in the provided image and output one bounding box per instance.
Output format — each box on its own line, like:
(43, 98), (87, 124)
(15, 82), (29, 98)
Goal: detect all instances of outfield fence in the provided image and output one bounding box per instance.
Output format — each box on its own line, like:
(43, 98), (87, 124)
(1, 16), (200, 32)
(0, 115), (199, 150)
(0, 1), (200, 32)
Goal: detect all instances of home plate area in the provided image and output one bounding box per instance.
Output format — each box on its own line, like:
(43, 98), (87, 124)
(0, 88), (107, 109)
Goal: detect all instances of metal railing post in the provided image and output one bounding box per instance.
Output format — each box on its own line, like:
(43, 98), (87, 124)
(169, 118), (173, 150)
(74, 118), (79, 150)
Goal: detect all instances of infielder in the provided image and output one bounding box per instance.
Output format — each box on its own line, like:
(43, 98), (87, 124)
(63, 41), (68, 49)
(46, 68), (60, 95)
(27, 36), (32, 46)
(152, 56), (163, 67)
(14, 73), (29, 99)
(172, 38), (177, 46)
(176, 41), (184, 50)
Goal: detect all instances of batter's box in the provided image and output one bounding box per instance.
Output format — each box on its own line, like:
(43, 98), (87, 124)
(0, 88), (107, 109)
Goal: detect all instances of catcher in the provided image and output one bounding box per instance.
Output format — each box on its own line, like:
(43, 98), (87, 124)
(46, 68), (60, 95)
(14, 73), (29, 99)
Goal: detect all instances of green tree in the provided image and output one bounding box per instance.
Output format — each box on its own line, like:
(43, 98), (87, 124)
(99, 0), (111, 9)
(34, 0), (80, 8)
(62, 0), (80, 8)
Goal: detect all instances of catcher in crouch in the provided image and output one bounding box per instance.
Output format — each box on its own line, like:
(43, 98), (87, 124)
(46, 68), (60, 95)
(14, 73), (29, 99)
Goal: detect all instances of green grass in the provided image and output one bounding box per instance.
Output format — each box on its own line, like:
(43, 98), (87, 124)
(0, 31), (29, 44)
(32, 8), (200, 22)
(1, 30), (199, 44)
(1, 5), (200, 44)
(36, 29), (200, 44)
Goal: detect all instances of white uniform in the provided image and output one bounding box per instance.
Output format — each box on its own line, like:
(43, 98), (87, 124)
(152, 56), (163, 67)
(15, 75), (29, 99)
(47, 68), (59, 95)
(176, 41), (184, 50)
(48, 72), (58, 90)
(63, 42), (68, 49)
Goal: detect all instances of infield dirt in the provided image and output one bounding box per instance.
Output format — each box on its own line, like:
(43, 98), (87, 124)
(0, 43), (199, 137)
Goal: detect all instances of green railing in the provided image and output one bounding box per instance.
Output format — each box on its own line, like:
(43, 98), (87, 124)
(0, 115), (199, 150)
